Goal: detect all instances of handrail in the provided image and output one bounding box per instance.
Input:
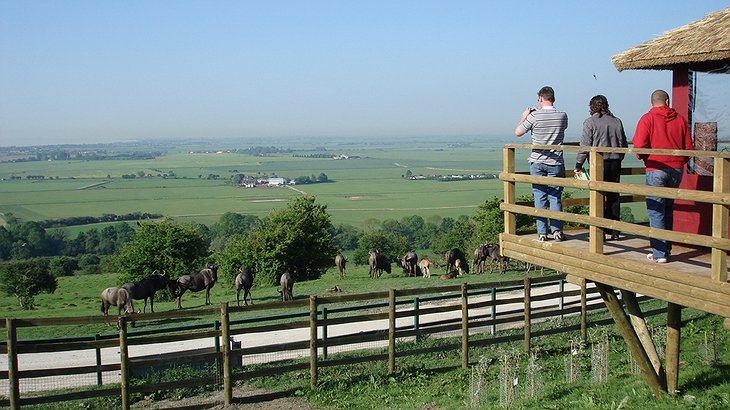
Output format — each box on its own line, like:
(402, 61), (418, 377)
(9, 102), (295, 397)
(500, 144), (729, 286)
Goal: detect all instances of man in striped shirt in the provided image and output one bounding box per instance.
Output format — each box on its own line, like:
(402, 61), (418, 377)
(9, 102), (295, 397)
(515, 86), (569, 242)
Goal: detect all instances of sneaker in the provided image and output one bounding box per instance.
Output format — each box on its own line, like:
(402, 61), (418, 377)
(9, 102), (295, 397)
(647, 254), (667, 264)
(537, 234), (547, 242)
(552, 231), (564, 242)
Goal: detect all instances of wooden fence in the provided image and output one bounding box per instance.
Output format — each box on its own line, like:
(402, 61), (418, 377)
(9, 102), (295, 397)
(2, 274), (645, 409)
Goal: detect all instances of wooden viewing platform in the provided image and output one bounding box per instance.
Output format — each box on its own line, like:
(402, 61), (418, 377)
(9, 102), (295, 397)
(500, 144), (729, 398)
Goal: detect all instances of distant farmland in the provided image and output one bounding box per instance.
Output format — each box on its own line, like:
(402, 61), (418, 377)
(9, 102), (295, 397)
(0, 137), (640, 229)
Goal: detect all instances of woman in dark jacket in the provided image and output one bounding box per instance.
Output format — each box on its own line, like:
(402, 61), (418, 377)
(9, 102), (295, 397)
(574, 95), (628, 240)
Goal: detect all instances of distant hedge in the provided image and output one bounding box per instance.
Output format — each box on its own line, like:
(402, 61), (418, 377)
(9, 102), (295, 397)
(38, 212), (162, 228)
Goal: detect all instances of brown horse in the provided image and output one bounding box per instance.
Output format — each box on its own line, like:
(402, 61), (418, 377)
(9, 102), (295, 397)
(101, 287), (134, 317)
(334, 252), (347, 280)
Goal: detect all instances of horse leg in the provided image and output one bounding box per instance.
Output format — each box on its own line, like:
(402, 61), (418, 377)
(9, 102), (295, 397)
(236, 289), (241, 307)
(205, 288), (210, 305)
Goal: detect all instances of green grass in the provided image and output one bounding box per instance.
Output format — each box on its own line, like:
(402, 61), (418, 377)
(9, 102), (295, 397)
(242, 305), (729, 409)
(0, 260), (544, 341)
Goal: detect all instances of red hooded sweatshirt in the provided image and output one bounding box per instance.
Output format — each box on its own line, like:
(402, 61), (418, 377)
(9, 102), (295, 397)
(632, 105), (694, 171)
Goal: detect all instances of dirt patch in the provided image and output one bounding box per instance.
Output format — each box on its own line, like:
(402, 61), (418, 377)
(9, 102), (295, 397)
(131, 385), (315, 410)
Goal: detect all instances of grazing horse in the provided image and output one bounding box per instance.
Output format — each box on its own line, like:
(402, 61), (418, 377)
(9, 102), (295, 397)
(334, 252), (347, 280)
(279, 269), (294, 301)
(473, 244), (489, 275)
(175, 264), (218, 309)
(418, 257), (432, 278)
(101, 287), (134, 317)
(368, 251), (391, 279)
(400, 251), (418, 277)
(122, 270), (170, 313)
(235, 266), (255, 306)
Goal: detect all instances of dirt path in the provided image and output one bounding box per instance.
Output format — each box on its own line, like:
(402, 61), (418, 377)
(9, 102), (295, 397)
(132, 385), (314, 409)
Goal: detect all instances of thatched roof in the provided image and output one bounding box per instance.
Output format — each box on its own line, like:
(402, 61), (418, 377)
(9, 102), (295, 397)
(612, 8), (730, 72)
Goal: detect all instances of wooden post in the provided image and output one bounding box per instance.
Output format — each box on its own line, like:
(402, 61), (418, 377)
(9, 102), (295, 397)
(580, 279), (587, 345)
(461, 283), (469, 369)
(6, 318), (20, 410)
(524, 277), (531, 353)
(503, 147), (516, 235)
(309, 295), (318, 388)
(119, 316), (130, 410)
(95, 334), (103, 386)
(490, 287), (497, 335)
(622, 290), (666, 389)
(413, 297), (420, 343)
(589, 150), (605, 254)
(388, 289), (396, 374)
(711, 157), (728, 282)
(321, 306), (328, 360)
(595, 283), (665, 398)
(220, 303), (232, 406)
(666, 302), (682, 395)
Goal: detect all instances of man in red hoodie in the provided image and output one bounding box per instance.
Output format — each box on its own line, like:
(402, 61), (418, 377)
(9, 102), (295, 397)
(633, 89), (694, 263)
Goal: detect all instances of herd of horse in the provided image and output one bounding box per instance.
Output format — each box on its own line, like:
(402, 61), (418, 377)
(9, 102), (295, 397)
(100, 243), (508, 320)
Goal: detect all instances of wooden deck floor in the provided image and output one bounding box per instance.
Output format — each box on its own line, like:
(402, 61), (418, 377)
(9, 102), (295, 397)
(501, 230), (730, 319)
(544, 229), (727, 280)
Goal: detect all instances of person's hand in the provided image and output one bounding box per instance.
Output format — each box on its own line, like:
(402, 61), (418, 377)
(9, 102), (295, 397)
(522, 106), (536, 118)
(574, 169), (582, 176)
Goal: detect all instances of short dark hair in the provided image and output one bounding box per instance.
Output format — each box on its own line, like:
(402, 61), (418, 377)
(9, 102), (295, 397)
(589, 95), (612, 117)
(538, 86), (555, 102)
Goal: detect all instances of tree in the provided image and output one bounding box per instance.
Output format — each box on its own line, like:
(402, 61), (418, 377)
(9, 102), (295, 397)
(353, 230), (409, 266)
(114, 220), (211, 288)
(49, 256), (78, 277)
(0, 259), (57, 309)
(431, 217), (475, 257)
(219, 196), (336, 287)
(331, 224), (360, 251)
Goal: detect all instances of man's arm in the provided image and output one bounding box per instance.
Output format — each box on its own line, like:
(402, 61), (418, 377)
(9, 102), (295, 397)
(515, 107), (535, 136)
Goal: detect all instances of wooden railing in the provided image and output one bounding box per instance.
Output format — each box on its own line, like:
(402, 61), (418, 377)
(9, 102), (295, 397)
(499, 144), (730, 319)
(0, 275), (625, 409)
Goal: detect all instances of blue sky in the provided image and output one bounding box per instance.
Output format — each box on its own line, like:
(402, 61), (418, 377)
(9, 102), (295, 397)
(1, 1), (728, 147)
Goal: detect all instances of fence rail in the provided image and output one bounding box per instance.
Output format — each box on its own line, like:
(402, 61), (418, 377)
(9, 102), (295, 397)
(2, 274), (643, 409)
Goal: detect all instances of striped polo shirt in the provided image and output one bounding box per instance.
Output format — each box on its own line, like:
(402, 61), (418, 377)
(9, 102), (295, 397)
(518, 106), (568, 165)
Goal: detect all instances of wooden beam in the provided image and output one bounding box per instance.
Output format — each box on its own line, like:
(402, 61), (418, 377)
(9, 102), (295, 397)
(622, 291), (666, 389)
(712, 157), (729, 282)
(503, 147), (516, 235)
(595, 283), (665, 398)
(589, 151), (605, 254)
(666, 303), (682, 395)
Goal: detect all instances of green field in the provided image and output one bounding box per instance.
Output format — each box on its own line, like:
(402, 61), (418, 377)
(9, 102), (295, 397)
(0, 137), (648, 229)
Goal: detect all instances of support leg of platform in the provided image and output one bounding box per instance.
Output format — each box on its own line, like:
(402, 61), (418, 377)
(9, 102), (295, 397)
(666, 302), (681, 395)
(622, 290), (666, 390)
(596, 283), (665, 398)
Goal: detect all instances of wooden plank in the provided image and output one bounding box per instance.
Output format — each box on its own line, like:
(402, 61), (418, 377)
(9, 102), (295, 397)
(309, 295), (318, 389)
(502, 202), (730, 251)
(623, 291), (666, 389)
(589, 151), (606, 254)
(6, 319), (19, 410)
(461, 284), (469, 369)
(503, 143), (730, 159)
(500, 173), (729, 206)
(388, 289), (396, 374)
(502, 237), (730, 318)
(504, 147), (516, 235)
(19, 363), (120, 378)
(19, 387), (119, 406)
(504, 233), (730, 296)
(221, 303), (232, 406)
(230, 320), (310, 336)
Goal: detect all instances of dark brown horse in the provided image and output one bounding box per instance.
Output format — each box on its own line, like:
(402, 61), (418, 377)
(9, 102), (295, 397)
(175, 264), (218, 309)
(334, 252), (347, 280)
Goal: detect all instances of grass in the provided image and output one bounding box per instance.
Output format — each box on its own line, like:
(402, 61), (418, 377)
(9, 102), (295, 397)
(0, 260), (542, 341)
(241, 304), (729, 409)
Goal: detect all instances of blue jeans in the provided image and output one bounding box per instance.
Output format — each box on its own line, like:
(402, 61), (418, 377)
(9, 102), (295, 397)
(645, 168), (683, 259)
(530, 162), (565, 235)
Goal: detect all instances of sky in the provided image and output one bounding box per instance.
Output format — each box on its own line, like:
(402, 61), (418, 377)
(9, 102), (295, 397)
(1, 1), (728, 147)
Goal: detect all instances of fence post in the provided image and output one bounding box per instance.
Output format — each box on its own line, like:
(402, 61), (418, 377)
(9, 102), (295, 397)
(491, 287), (497, 335)
(413, 297), (420, 343)
(321, 306), (328, 360)
(118, 316), (130, 410)
(95, 333), (102, 386)
(388, 289), (396, 374)
(213, 320), (221, 375)
(310, 295), (318, 388)
(6, 318), (20, 410)
(580, 279), (587, 345)
(461, 283), (469, 369)
(524, 277), (531, 353)
(220, 303), (232, 406)
(559, 279), (565, 320)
